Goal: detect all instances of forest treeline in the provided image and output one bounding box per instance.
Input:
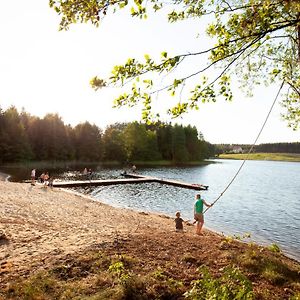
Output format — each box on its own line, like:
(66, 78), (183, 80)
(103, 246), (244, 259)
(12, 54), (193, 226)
(0, 106), (215, 164)
(216, 143), (300, 154)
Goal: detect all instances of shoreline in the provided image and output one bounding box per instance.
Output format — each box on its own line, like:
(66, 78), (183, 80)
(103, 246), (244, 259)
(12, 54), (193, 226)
(1, 172), (299, 263)
(1, 181), (300, 299)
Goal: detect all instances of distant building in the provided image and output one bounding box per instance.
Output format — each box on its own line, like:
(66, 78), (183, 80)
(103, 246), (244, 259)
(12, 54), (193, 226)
(232, 146), (243, 153)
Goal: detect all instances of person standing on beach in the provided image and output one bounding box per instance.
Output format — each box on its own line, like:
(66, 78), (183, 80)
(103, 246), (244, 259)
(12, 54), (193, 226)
(194, 194), (212, 235)
(31, 169), (36, 185)
(43, 172), (49, 187)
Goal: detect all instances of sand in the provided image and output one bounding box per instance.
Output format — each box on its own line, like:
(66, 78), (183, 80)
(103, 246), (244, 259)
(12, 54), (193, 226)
(0, 180), (181, 282)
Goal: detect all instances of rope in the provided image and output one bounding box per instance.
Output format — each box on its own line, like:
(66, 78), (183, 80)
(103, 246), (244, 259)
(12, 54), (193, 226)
(203, 80), (285, 214)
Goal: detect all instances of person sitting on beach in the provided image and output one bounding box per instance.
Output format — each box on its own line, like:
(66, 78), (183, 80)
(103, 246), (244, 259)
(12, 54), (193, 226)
(174, 211), (184, 232)
(43, 172), (49, 187)
(39, 172), (45, 183)
(194, 194), (212, 235)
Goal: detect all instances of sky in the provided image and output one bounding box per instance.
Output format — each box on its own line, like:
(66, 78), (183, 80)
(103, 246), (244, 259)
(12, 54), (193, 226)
(0, 1), (299, 144)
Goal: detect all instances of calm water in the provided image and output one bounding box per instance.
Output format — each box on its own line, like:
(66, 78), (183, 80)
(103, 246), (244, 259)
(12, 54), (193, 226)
(2, 159), (300, 261)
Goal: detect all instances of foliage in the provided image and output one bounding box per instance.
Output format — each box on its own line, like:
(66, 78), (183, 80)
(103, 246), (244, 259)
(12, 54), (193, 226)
(0, 107), (32, 162)
(255, 142), (300, 153)
(184, 266), (254, 300)
(102, 123), (127, 161)
(50, 0), (300, 129)
(0, 106), (215, 164)
(268, 243), (281, 253)
(73, 122), (103, 161)
(236, 248), (300, 286)
(2, 246), (299, 300)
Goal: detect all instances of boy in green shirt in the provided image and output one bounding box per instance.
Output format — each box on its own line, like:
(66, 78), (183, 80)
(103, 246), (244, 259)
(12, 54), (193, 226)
(194, 194), (212, 235)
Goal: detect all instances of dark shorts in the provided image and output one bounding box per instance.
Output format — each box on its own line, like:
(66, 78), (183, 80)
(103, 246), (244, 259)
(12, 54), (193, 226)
(194, 213), (204, 222)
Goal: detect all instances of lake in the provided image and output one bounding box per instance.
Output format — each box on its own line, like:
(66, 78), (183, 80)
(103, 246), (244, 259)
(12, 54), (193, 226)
(2, 159), (300, 261)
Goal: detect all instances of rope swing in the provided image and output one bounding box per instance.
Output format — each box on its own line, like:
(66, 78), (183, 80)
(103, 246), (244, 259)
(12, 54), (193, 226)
(203, 80), (285, 214)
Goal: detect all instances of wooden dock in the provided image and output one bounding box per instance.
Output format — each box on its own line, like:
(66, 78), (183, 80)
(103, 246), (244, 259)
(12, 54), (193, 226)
(52, 177), (154, 188)
(24, 173), (208, 191)
(41, 173), (208, 191)
(121, 173), (208, 191)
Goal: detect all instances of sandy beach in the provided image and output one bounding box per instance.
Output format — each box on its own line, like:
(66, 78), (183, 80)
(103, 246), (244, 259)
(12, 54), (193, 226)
(0, 180), (182, 282)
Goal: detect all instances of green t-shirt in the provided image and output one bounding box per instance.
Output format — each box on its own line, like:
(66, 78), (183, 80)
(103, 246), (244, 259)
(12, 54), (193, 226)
(195, 198), (204, 213)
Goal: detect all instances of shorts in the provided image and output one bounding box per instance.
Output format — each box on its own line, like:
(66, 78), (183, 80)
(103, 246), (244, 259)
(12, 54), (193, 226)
(194, 213), (204, 222)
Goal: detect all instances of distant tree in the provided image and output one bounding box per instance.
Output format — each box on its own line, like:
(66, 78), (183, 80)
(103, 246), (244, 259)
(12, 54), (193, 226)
(65, 124), (76, 160)
(0, 106), (214, 163)
(184, 125), (202, 160)
(51, 0), (300, 129)
(74, 122), (103, 161)
(172, 124), (189, 162)
(26, 117), (47, 160)
(144, 129), (162, 161)
(0, 106), (32, 162)
(102, 123), (127, 162)
(43, 114), (73, 160)
(122, 122), (161, 161)
(156, 123), (173, 160)
(255, 142), (300, 153)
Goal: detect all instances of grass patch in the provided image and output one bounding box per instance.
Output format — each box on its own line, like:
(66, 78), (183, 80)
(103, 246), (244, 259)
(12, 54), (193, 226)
(236, 248), (300, 286)
(185, 266), (254, 300)
(219, 153), (300, 162)
(2, 234), (300, 300)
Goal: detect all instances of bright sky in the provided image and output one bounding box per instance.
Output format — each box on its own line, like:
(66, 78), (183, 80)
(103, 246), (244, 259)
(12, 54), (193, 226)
(0, 1), (299, 144)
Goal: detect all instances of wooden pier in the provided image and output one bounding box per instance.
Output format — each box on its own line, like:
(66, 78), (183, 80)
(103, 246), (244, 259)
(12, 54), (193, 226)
(121, 173), (208, 191)
(52, 177), (153, 188)
(29, 174), (208, 191)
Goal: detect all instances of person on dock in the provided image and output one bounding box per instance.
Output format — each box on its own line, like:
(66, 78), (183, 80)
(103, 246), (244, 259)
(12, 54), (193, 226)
(30, 169), (36, 186)
(194, 194), (212, 235)
(132, 165), (136, 173)
(88, 169), (93, 180)
(174, 211), (184, 232)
